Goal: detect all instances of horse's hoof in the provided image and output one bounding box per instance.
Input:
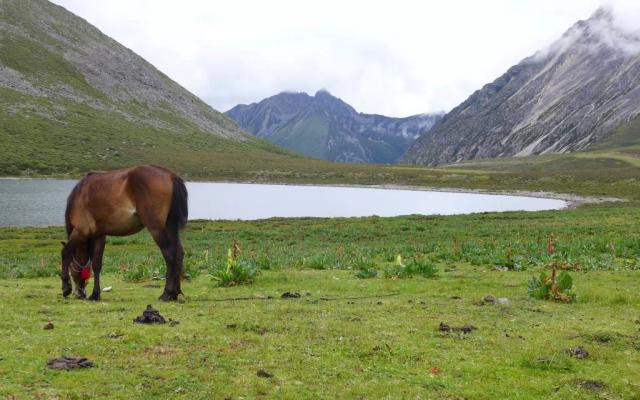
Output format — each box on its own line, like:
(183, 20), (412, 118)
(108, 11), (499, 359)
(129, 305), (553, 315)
(88, 293), (101, 301)
(74, 290), (87, 299)
(62, 288), (71, 298)
(159, 292), (178, 301)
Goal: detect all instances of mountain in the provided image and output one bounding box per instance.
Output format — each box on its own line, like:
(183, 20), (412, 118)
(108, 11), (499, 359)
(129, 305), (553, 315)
(226, 90), (443, 163)
(403, 8), (640, 166)
(0, 0), (298, 177)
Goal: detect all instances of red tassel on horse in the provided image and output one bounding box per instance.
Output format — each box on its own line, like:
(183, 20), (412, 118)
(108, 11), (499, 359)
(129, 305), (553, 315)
(81, 266), (91, 281)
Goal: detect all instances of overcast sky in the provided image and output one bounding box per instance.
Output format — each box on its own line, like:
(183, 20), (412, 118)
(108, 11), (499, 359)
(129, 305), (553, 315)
(51, 0), (639, 117)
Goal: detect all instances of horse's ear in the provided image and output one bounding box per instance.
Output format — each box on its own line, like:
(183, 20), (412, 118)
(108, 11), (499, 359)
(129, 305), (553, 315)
(60, 241), (67, 247)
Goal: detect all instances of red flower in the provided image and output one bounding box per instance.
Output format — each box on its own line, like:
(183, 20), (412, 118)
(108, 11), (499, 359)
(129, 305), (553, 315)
(546, 238), (555, 255)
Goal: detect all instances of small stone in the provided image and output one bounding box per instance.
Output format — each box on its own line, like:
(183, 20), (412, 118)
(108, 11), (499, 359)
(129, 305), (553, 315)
(482, 294), (496, 303)
(496, 297), (510, 305)
(43, 322), (54, 330)
(102, 286), (112, 292)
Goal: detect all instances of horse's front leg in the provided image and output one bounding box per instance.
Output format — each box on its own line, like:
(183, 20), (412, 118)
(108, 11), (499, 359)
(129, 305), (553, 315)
(88, 236), (106, 301)
(61, 245), (72, 298)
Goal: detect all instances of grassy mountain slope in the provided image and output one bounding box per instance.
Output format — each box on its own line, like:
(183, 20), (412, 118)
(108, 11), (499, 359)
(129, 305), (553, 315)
(0, 0), (307, 177)
(590, 114), (640, 152)
(271, 114), (330, 160)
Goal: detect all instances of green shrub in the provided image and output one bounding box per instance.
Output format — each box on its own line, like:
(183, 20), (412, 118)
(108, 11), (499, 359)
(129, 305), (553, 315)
(383, 264), (405, 279)
(353, 256), (378, 279)
(383, 256), (438, 279)
(303, 256), (329, 270)
(254, 255), (275, 270)
(527, 269), (575, 302)
(120, 261), (165, 282)
(354, 267), (378, 279)
(212, 260), (257, 287)
(211, 246), (258, 287)
(404, 259), (438, 278)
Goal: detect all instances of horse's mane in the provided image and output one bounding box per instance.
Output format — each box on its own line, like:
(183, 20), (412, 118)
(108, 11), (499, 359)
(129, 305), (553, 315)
(65, 173), (94, 237)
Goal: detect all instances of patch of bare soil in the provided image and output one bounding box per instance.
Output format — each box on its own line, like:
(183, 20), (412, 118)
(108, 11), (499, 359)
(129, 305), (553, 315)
(257, 369), (274, 378)
(575, 379), (606, 391)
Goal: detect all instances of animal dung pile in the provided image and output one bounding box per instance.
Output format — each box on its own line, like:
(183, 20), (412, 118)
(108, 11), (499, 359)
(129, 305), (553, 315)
(47, 356), (95, 370)
(133, 304), (166, 324)
(438, 322), (477, 334)
(256, 369), (274, 378)
(562, 345), (589, 359)
(281, 292), (301, 299)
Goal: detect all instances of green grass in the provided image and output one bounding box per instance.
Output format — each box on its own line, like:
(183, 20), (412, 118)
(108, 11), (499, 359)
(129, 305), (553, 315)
(1, 207), (639, 398)
(1, 267), (639, 399)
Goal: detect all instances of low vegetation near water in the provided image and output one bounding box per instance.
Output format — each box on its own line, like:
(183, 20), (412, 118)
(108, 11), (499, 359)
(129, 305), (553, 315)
(1, 206), (639, 399)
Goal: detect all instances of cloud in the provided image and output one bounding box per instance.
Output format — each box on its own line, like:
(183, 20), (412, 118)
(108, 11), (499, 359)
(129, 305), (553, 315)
(531, 4), (640, 63)
(51, 0), (640, 117)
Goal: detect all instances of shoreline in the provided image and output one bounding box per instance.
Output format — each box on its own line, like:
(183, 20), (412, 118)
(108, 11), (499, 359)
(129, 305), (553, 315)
(176, 179), (625, 209)
(1, 176), (623, 209)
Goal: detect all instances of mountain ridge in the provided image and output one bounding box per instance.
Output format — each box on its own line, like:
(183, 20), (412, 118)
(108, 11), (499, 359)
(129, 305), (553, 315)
(226, 90), (443, 163)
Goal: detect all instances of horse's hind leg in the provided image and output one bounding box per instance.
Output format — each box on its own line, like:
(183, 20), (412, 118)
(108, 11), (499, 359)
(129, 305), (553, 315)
(88, 236), (106, 301)
(148, 228), (184, 301)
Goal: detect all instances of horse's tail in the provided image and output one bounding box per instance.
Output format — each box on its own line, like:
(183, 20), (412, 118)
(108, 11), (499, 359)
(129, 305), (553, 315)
(167, 175), (188, 234)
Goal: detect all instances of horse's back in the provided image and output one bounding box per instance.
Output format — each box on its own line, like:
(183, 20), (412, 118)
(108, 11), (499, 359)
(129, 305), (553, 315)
(67, 165), (178, 237)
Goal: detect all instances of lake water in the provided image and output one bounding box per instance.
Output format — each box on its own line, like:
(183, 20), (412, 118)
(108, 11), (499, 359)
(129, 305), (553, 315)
(0, 179), (567, 227)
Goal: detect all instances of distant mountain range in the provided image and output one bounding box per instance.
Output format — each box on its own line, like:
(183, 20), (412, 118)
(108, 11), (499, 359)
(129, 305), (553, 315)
(0, 0), (295, 177)
(226, 90), (443, 163)
(404, 8), (640, 166)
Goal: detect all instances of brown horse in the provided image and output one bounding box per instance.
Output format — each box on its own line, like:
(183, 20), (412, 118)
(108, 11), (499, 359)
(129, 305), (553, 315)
(61, 165), (188, 301)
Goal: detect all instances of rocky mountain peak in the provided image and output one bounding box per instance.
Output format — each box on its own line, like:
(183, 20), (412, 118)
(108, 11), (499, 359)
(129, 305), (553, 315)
(227, 90), (442, 163)
(403, 8), (640, 166)
(314, 88), (332, 97)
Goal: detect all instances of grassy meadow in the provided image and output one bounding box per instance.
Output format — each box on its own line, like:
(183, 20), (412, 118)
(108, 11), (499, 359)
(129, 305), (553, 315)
(1, 205), (639, 399)
(2, 106), (640, 399)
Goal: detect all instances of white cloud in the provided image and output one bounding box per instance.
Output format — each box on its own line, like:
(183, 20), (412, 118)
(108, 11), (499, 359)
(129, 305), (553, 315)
(51, 0), (638, 117)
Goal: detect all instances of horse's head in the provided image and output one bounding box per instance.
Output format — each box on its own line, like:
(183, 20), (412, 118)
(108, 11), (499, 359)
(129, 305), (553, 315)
(61, 241), (91, 298)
